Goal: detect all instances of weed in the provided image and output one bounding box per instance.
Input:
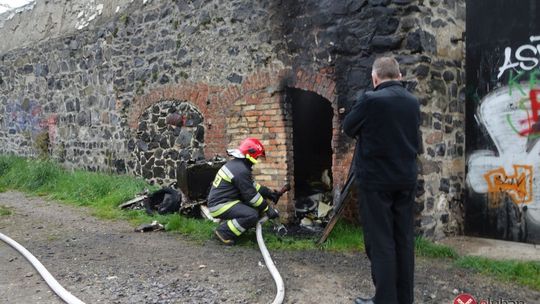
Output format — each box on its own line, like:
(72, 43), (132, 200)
(120, 15), (129, 26)
(0, 205), (12, 216)
(179, 71), (189, 79)
(415, 237), (458, 259)
(47, 234), (60, 241)
(34, 131), (50, 159)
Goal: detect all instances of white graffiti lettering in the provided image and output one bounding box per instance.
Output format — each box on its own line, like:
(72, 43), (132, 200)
(497, 35), (540, 79)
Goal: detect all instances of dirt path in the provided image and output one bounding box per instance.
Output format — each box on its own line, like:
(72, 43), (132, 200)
(0, 191), (538, 304)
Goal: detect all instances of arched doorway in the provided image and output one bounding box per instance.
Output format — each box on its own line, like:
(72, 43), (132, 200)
(286, 87), (333, 215)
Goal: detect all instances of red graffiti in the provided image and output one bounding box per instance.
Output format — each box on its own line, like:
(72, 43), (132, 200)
(518, 89), (540, 136)
(47, 114), (58, 143)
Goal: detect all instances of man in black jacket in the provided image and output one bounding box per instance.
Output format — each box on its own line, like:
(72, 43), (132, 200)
(343, 57), (420, 304)
(207, 138), (280, 245)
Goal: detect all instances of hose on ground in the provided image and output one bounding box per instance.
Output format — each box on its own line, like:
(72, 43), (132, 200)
(256, 216), (285, 304)
(0, 231), (86, 304)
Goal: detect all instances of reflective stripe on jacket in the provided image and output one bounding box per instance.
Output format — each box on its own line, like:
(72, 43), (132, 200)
(207, 158), (268, 217)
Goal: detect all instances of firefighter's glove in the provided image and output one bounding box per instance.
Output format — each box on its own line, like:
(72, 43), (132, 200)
(266, 207), (279, 220)
(260, 186), (280, 203)
(267, 190), (281, 203)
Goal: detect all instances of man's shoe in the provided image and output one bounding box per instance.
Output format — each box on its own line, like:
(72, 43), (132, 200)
(354, 297), (374, 304)
(214, 230), (235, 246)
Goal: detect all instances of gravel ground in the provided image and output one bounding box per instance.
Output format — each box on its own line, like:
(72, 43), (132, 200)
(0, 191), (539, 304)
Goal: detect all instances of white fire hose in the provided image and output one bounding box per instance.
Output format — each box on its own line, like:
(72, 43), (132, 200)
(1, 226), (283, 304)
(0, 232), (85, 304)
(256, 216), (285, 304)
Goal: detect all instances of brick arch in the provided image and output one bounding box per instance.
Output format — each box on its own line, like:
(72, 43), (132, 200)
(283, 68), (353, 192)
(287, 67), (337, 103)
(126, 66), (351, 222)
(127, 65), (341, 159)
(128, 82), (230, 158)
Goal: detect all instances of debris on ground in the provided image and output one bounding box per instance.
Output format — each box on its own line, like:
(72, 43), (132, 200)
(144, 186), (182, 215)
(176, 157), (226, 218)
(119, 186), (184, 215)
(121, 157), (340, 239)
(120, 158), (227, 234)
(135, 220), (164, 232)
(293, 190), (333, 235)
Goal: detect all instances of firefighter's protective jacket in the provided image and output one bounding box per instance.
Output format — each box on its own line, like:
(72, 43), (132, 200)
(207, 158), (272, 217)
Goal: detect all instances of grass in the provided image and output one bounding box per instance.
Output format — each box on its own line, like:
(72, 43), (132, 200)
(0, 155), (538, 290)
(321, 220), (365, 251)
(456, 256), (540, 290)
(127, 211), (217, 242)
(0, 155), (152, 220)
(415, 236), (458, 259)
(0, 205), (12, 216)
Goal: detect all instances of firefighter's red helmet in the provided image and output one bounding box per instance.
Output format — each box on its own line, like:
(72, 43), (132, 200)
(238, 138), (265, 159)
(227, 138), (265, 163)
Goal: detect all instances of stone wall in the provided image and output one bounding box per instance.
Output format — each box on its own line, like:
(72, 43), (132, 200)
(0, 0), (465, 239)
(411, 0), (466, 239)
(0, 0), (134, 55)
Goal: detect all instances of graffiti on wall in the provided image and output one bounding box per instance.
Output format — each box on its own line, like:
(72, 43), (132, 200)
(465, 0), (540, 243)
(4, 99), (44, 135)
(484, 165), (533, 204)
(467, 72), (540, 241)
(3, 99), (58, 152)
(498, 35), (540, 79)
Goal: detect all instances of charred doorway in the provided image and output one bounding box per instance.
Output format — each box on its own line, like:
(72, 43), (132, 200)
(286, 88), (333, 217)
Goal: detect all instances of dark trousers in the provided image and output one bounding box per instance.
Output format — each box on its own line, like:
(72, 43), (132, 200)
(216, 203), (259, 239)
(358, 187), (416, 304)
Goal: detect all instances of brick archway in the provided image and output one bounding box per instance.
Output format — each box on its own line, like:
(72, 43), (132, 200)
(127, 66), (340, 159)
(284, 68), (352, 194)
(126, 65), (353, 221)
(128, 82), (228, 159)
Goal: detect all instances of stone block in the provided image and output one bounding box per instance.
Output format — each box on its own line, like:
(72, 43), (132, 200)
(425, 131), (443, 144)
(371, 35), (403, 52)
(419, 159), (441, 175)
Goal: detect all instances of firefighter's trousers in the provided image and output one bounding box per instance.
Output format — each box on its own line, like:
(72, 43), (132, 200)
(215, 203), (259, 240)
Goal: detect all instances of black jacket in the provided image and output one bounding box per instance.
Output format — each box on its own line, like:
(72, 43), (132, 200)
(343, 81), (420, 190)
(207, 158), (271, 214)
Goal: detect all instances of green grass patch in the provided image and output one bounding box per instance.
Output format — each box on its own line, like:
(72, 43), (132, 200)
(0, 205), (12, 216)
(228, 220), (364, 251)
(415, 236), (458, 259)
(321, 220), (364, 251)
(456, 256), (540, 290)
(0, 155), (152, 220)
(128, 212), (217, 242)
(0, 156), (59, 190)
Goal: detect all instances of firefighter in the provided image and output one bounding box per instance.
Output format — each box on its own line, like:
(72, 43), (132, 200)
(207, 138), (280, 245)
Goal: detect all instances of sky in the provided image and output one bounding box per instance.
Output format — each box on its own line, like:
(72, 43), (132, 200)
(0, 0), (34, 15)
